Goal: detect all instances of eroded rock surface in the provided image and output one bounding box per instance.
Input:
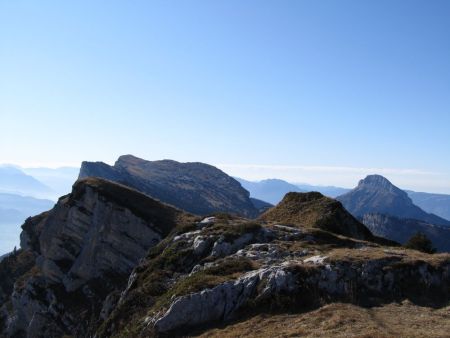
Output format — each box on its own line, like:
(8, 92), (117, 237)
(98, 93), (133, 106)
(0, 178), (190, 337)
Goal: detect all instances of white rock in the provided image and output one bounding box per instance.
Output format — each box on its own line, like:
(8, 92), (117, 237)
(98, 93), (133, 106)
(304, 255), (328, 265)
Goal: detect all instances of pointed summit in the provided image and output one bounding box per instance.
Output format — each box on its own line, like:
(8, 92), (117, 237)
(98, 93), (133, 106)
(337, 175), (450, 226)
(359, 174), (399, 188)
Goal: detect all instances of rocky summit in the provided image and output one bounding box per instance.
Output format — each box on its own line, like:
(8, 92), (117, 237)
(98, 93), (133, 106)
(2, 186), (450, 337)
(337, 175), (450, 226)
(79, 155), (259, 218)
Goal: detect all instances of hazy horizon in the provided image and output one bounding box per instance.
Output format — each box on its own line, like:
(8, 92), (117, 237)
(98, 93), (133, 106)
(2, 159), (450, 195)
(2, 1), (450, 194)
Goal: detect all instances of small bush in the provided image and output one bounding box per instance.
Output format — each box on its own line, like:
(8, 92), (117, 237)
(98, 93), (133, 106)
(404, 232), (436, 254)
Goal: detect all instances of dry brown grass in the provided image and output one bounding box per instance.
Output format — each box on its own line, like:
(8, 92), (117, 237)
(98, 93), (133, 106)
(260, 192), (372, 240)
(328, 246), (450, 266)
(197, 301), (450, 338)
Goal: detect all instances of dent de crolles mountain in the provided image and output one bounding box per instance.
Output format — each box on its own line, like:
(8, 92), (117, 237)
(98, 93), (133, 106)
(337, 175), (450, 226)
(79, 154), (259, 218)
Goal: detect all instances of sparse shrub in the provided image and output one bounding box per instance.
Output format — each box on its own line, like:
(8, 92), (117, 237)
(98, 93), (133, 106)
(404, 232), (436, 254)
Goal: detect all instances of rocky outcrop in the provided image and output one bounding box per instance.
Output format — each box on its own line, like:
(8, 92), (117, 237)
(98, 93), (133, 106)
(79, 155), (259, 218)
(260, 192), (373, 240)
(0, 178), (191, 337)
(337, 175), (450, 226)
(152, 266), (296, 332)
(149, 254), (450, 333)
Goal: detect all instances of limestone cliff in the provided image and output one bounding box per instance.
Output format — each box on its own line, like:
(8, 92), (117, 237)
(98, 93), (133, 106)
(0, 178), (193, 337)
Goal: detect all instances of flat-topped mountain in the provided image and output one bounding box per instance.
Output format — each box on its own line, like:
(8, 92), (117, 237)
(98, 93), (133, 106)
(337, 175), (450, 226)
(79, 155), (258, 218)
(260, 192), (373, 240)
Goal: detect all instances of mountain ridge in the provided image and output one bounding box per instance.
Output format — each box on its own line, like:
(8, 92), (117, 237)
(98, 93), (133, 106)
(79, 155), (259, 218)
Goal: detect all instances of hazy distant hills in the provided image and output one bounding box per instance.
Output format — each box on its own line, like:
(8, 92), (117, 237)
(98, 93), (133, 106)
(237, 178), (350, 204)
(0, 193), (54, 220)
(0, 166), (52, 197)
(0, 193), (54, 254)
(296, 184), (350, 198)
(0, 165), (79, 200)
(22, 167), (80, 199)
(0, 166), (74, 254)
(239, 176), (450, 222)
(337, 175), (450, 226)
(406, 191), (450, 222)
(80, 155), (259, 217)
(237, 178), (305, 204)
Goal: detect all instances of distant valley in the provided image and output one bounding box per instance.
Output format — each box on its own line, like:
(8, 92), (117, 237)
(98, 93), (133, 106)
(0, 166), (77, 254)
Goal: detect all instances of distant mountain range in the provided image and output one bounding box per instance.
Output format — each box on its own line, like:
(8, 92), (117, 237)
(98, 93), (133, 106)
(2, 158), (450, 255)
(0, 193), (54, 254)
(0, 165), (79, 200)
(0, 193), (54, 220)
(0, 166), (74, 254)
(22, 166), (80, 199)
(238, 176), (450, 221)
(236, 178), (305, 204)
(406, 190), (450, 222)
(0, 166), (52, 197)
(79, 155), (259, 217)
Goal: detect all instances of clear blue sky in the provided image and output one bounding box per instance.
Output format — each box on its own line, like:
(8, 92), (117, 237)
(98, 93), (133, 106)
(1, 1), (450, 192)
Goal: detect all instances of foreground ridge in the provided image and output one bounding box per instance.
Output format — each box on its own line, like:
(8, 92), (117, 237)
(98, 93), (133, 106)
(1, 190), (449, 337)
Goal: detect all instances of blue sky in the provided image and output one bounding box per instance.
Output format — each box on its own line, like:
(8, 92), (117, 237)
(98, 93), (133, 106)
(1, 1), (450, 192)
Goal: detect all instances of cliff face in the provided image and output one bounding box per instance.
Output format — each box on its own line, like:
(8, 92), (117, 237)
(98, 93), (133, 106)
(0, 178), (193, 337)
(79, 155), (259, 218)
(337, 175), (450, 226)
